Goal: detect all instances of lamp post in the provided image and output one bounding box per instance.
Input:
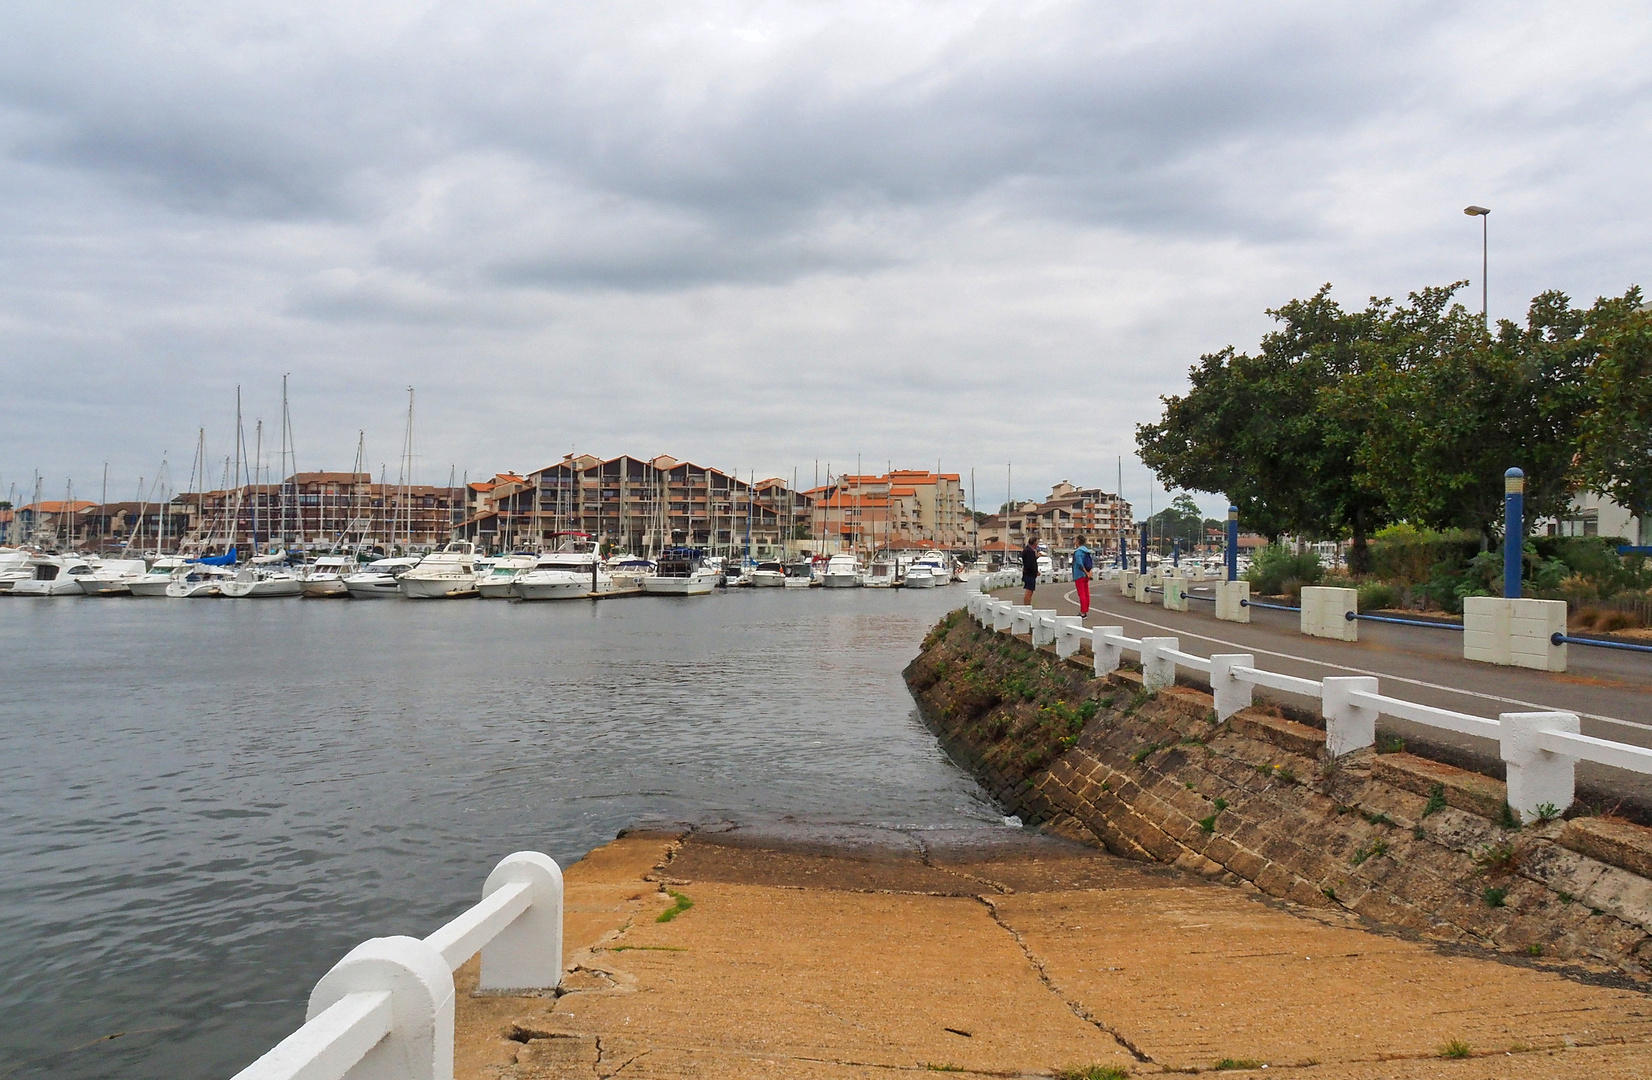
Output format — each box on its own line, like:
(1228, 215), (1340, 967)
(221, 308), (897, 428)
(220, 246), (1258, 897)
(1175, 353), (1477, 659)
(1464, 205), (1490, 325)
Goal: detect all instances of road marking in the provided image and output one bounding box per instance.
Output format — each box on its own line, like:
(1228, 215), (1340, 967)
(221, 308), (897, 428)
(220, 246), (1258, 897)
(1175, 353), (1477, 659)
(1057, 587), (1649, 734)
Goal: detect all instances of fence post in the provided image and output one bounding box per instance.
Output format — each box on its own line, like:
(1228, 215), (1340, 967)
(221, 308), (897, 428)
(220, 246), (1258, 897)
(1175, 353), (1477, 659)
(1500, 711), (1579, 822)
(1504, 468), (1524, 599)
(307, 936), (455, 1080)
(479, 852), (565, 992)
(1140, 636), (1178, 691)
(1321, 677), (1379, 757)
(1093, 626), (1125, 676)
(1011, 605), (1035, 636)
(1226, 506), (1239, 581)
(1209, 654), (1255, 720)
(1032, 612), (1057, 647)
(1053, 615), (1083, 659)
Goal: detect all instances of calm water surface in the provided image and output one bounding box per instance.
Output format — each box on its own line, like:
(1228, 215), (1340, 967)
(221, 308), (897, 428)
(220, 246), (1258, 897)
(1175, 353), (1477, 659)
(0, 586), (997, 1079)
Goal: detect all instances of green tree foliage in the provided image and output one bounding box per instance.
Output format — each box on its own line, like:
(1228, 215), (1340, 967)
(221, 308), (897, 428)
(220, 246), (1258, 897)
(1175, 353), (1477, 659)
(1337, 286), (1639, 537)
(1147, 493), (1211, 550)
(1139, 282), (1646, 569)
(1578, 304), (1652, 538)
(1137, 286), (1391, 571)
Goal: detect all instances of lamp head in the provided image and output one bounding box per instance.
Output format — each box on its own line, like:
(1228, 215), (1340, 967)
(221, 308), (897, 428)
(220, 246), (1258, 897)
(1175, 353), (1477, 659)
(1464, 205), (1490, 216)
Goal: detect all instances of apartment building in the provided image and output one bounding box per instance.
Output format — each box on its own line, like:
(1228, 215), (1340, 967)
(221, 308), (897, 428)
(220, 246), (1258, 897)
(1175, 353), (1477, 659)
(807, 470), (973, 552)
(461, 453), (812, 558)
(976, 481), (1133, 557)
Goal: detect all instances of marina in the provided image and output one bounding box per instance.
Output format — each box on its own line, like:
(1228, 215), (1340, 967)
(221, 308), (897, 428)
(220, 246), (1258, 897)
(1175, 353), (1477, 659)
(0, 584), (990, 1080)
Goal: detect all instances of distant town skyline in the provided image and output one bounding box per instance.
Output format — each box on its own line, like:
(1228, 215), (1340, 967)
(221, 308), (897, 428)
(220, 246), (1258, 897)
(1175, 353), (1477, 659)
(3, 4), (1648, 526)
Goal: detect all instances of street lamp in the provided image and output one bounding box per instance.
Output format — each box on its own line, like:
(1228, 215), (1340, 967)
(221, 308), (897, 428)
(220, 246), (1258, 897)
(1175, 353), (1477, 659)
(1464, 205), (1490, 325)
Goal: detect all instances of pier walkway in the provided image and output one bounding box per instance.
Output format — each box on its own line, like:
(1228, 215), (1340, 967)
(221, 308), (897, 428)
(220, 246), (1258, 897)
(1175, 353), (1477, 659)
(1011, 580), (1652, 806)
(455, 827), (1652, 1079)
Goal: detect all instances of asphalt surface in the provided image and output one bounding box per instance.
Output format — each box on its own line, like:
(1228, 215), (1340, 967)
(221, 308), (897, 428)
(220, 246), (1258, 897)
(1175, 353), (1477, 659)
(999, 576), (1652, 807)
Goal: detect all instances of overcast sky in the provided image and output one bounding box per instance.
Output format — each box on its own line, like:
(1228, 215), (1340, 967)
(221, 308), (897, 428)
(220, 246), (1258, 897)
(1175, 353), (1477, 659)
(2, 2), (1648, 517)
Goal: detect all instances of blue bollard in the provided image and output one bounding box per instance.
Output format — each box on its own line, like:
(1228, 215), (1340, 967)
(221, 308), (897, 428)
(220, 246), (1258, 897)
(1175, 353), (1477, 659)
(1504, 468), (1524, 599)
(1139, 521), (1149, 574)
(1172, 539), (1180, 567)
(1225, 506), (1239, 582)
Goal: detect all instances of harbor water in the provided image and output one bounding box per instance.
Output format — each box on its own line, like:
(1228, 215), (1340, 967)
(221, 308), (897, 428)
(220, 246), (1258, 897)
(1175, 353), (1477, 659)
(0, 586), (1000, 1080)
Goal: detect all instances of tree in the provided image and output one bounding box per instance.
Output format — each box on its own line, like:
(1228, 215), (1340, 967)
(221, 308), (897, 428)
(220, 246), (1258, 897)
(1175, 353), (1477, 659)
(1138, 285), (1391, 571)
(1339, 287), (1640, 539)
(1578, 304), (1652, 544)
(1147, 494), (1209, 551)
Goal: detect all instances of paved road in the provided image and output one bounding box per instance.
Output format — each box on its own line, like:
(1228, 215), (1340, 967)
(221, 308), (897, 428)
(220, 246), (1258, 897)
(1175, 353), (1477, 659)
(999, 577), (1652, 805)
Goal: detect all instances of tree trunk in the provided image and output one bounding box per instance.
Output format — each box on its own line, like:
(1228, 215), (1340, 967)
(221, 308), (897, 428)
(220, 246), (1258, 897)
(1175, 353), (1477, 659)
(1349, 507), (1370, 576)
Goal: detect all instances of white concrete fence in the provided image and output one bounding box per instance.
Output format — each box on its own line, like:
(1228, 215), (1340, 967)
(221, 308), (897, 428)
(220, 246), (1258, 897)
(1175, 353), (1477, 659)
(964, 588), (1652, 822)
(232, 851), (564, 1080)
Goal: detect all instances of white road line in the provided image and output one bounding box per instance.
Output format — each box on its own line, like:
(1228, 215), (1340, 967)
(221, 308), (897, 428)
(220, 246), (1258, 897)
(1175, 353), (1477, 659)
(1057, 587), (1649, 734)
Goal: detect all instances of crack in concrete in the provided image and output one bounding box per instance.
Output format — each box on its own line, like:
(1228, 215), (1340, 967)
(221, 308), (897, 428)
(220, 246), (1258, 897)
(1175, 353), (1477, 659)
(972, 894), (1153, 1064)
(910, 830), (1015, 895)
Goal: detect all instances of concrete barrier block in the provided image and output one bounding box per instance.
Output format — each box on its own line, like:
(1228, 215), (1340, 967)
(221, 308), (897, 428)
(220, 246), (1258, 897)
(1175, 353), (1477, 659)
(1053, 616), (1084, 659)
(1209, 653), (1255, 720)
(1500, 711), (1579, 822)
(1133, 576), (1153, 604)
(1464, 597), (1567, 672)
(1163, 575), (1188, 612)
(1119, 570), (1137, 596)
(991, 601), (1014, 632)
(1300, 586), (1357, 641)
(1140, 636), (1179, 691)
(1032, 613), (1056, 646)
(1215, 580), (1250, 622)
(1093, 626), (1126, 676)
(1321, 676), (1378, 757)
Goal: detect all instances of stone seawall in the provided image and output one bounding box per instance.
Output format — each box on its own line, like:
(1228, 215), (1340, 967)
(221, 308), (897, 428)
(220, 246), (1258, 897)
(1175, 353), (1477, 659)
(905, 610), (1652, 981)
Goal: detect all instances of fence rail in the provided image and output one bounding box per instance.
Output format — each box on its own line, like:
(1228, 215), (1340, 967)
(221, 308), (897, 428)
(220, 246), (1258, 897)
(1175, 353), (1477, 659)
(232, 851), (564, 1080)
(966, 583), (1652, 821)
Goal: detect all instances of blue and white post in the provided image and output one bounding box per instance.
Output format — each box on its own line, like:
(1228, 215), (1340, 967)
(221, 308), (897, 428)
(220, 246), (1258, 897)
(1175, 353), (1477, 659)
(1504, 467), (1524, 599)
(1171, 539), (1180, 567)
(1225, 506), (1239, 582)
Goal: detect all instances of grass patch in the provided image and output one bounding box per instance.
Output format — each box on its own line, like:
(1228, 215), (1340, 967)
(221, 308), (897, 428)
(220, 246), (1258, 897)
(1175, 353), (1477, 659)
(1122, 688), (1154, 716)
(1213, 797), (1228, 812)
(1412, 824), (1426, 840)
(1534, 802), (1561, 822)
(924, 1065), (965, 1073)
(1131, 742), (1163, 764)
(1322, 886), (1338, 901)
(1350, 839), (1389, 866)
(1211, 1059), (1266, 1071)
(656, 889), (694, 923)
(1527, 943), (1543, 957)
(1422, 783), (1447, 818)
(1482, 886), (1508, 908)
(1557, 890), (1575, 904)
(1439, 1039), (1472, 1059)
(1360, 810), (1394, 827)
(1499, 802), (1522, 830)
(1474, 840), (1518, 872)
(1056, 1067), (1130, 1080)
(1377, 735), (1406, 754)
(1198, 814), (1217, 834)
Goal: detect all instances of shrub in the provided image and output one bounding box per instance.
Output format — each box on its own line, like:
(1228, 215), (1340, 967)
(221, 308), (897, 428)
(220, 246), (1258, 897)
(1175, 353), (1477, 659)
(1246, 544), (1323, 596)
(1357, 581), (1399, 611)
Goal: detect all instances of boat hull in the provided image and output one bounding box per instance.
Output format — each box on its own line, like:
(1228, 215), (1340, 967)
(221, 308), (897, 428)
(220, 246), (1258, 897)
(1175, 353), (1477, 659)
(127, 578), (176, 597)
(165, 581), (223, 598)
(302, 577), (349, 598)
(750, 573), (785, 588)
(477, 579), (519, 598)
(399, 575), (478, 599)
(642, 576), (714, 595)
(77, 579), (133, 597)
(821, 573), (860, 588)
(343, 576), (403, 598)
(903, 571), (935, 588)
(222, 578), (304, 598)
(11, 579), (86, 596)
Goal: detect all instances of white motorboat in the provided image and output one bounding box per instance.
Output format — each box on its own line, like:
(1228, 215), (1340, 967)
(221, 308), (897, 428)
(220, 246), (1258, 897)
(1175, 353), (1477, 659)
(606, 554), (656, 591)
(0, 548), (33, 593)
(165, 565), (236, 598)
(399, 542), (479, 599)
(913, 552), (955, 586)
(76, 559), (150, 596)
(477, 553), (538, 598)
(902, 564), (936, 588)
(821, 553), (863, 588)
(642, 547), (716, 596)
(749, 561), (786, 587)
(863, 556), (897, 588)
(301, 555), (354, 598)
(343, 557), (420, 598)
(221, 565), (304, 598)
(128, 558), (190, 597)
(513, 548), (613, 600)
(11, 556), (96, 596)
(783, 560), (815, 588)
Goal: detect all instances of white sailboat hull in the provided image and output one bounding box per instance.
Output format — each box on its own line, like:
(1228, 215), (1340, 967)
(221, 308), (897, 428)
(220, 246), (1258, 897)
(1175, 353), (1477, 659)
(750, 572), (785, 587)
(343, 575), (403, 598)
(221, 576), (304, 598)
(12, 578), (86, 596)
(77, 579), (134, 597)
(127, 578), (176, 597)
(642, 575), (714, 595)
(514, 571), (613, 600)
(821, 573), (860, 588)
(165, 579), (224, 598)
(399, 574), (478, 599)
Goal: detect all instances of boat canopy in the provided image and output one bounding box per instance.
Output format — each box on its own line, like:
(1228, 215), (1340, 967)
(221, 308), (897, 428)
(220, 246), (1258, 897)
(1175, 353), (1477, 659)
(195, 548), (237, 566)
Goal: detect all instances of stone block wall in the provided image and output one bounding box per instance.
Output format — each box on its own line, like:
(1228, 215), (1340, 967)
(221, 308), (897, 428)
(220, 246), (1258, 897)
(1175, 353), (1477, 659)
(907, 612), (1652, 979)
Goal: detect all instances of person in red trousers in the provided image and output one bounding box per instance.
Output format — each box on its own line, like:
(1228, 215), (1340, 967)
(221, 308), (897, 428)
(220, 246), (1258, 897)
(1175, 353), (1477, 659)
(1072, 535), (1094, 617)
